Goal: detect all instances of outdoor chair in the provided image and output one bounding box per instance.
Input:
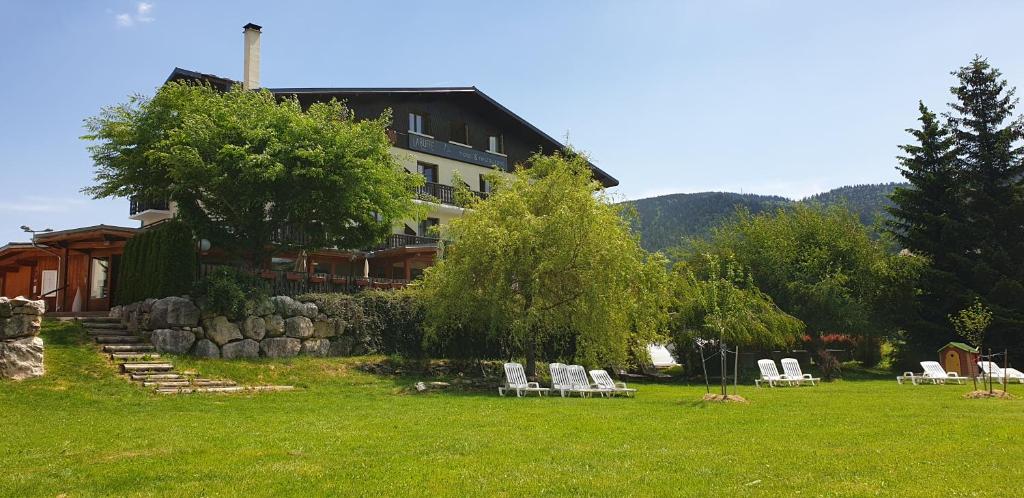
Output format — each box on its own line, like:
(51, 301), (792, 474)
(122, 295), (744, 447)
(780, 357), (820, 386)
(498, 362), (550, 397)
(589, 369), (637, 397)
(920, 361), (967, 385)
(550, 363), (589, 397)
(755, 359), (796, 387)
(567, 364), (606, 397)
(978, 361), (1024, 385)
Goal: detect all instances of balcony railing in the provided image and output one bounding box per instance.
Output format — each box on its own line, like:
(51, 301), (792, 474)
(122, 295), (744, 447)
(416, 181), (490, 206)
(199, 264), (408, 296)
(129, 197), (170, 216)
(376, 234), (440, 250)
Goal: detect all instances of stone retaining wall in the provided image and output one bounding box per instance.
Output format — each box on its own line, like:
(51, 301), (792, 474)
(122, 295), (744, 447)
(0, 296), (45, 380)
(113, 295), (375, 359)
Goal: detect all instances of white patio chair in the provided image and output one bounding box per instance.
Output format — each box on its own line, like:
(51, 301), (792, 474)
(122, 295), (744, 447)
(589, 369), (637, 398)
(550, 363), (586, 397)
(498, 362), (550, 397)
(756, 359), (795, 387)
(978, 361), (1024, 385)
(896, 371), (922, 385)
(780, 358), (820, 386)
(920, 361), (967, 385)
(567, 364), (605, 397)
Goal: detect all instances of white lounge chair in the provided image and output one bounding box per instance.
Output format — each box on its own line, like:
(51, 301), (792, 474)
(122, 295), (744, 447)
(920, 361), (967, 385)
(498, 362), (550, 397)
(781, 358), (820, 386)
(756, 359), (795, 387)
(550, 363), (587, 397)
(978, 361), (1024, 385)
(567, 364), (605, 397)
(589, 369), (637, 397)
(897, 371), (923, 385)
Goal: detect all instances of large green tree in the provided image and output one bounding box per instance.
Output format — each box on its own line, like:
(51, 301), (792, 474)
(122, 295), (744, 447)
(670, 254), (804, 394)
(83, 81), (421, 265)
(688, 205), (920, 367)
(888, 56), (1024, 363)
(417, 151), (670, 377)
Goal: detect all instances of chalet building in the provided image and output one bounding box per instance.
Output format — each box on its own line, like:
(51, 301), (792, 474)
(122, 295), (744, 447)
(0, 23), (616, 312)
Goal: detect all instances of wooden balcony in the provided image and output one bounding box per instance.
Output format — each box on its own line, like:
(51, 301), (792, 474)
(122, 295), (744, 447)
(416, 181), (489, 206)
(199, 264), (409, 296)
(376, 234), (440, 250)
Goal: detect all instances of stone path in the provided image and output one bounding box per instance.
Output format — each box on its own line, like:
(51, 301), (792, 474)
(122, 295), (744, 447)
(75, 316), (292, 395)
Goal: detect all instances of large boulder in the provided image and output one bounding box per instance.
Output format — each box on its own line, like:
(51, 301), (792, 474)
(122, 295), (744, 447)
(1, 313), (41, 340)
(270, 296), (302, 317)
(249, 298), (275, 317)
(0, 297), (11, 318)
(301, 338), (330, 357)
(222, 339), (260, 359)
(284, 317), (314, 339)
(191, 339), (221, 359)
(10, 296), (45, 315)
(299, 302), (319, 319)
(241, 316), (266, 341)
(150, 329), (196, 354)
(0, 336), (44, 380)
(149, 297), (200, 329)
(260, 337), (301, 358)
(264, 315), (285, 337)
(203, 316), (243, 346)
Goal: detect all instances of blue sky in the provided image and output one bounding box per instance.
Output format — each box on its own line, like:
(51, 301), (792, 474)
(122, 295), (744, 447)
(1, 1), (1022, 244)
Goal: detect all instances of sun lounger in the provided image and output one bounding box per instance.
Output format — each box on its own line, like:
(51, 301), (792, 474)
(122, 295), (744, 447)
(978, 361), (1024, 385)
(567, 364), (606, 397)
(589, 369), (637, 397)
(756, 359), (795, 387)
(920, 361), (967, 384)
(498, 362), (550, 397)
(550, 363), (592, 397)
(781, 358), (820, 386)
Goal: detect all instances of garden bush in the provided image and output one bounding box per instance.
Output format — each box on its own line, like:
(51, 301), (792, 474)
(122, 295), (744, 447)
(117, 220), (197, 304)
(299, 290), (426, 357)
(193, 267), (269, 320)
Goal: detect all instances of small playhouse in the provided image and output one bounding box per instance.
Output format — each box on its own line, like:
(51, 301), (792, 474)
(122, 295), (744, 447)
(938, 342), (979, 375)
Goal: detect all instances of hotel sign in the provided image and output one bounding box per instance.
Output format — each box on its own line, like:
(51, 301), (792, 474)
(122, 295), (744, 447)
(408, 133), (508, 169)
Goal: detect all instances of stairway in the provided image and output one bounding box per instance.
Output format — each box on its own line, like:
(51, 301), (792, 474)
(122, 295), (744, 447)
(78, 316), (249, 394)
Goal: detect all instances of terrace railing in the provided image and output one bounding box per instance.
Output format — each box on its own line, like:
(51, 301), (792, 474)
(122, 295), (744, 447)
(199, 264), (409, 297)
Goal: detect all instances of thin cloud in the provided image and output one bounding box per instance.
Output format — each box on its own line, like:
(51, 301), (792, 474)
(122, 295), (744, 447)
(115, 2), (155, 27)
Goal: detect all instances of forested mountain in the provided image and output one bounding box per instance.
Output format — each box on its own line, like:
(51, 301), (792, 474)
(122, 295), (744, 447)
(627, 183), (907, 252)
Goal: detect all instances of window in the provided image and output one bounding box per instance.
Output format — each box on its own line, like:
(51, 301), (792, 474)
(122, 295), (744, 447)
(449, 120), (469, 145)
(488, 134), (505, 154)
(89, 257), (109, 299)
(408, 112), (430, 135)
(417, 162), (438, 183)
(419, 217), (440, 237)
(479, 174), (492, 193)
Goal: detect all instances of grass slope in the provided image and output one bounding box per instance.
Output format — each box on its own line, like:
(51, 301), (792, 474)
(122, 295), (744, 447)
(2, 321), (1022, 496)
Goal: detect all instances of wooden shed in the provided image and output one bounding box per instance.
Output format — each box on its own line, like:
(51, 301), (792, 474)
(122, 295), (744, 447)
(938, 342), (979, 376)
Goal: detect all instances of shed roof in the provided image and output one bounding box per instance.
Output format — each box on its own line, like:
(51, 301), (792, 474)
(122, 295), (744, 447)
(939, 342), (979, 353)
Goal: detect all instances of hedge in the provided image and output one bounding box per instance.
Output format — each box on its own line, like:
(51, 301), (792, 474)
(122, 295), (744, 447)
(117, 221), (197, 304)
(299, 291), (427, 358)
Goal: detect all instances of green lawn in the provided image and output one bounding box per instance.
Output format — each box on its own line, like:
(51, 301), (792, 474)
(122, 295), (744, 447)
(2, 321), (1021, 497)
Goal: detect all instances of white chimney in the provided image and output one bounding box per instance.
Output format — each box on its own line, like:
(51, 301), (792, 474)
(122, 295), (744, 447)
(243, 23), (262, 90)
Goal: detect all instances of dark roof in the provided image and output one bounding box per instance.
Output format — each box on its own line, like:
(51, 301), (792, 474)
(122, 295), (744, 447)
(939, 342), (979, 353)
(165, 67), (618, 187)
(32, 224), (139, 242)
(243, 22), (262, 31)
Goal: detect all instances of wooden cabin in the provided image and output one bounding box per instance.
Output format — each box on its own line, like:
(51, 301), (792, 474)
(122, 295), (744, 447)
(0, 225), (137, 313)
(938, 342), (979, 376)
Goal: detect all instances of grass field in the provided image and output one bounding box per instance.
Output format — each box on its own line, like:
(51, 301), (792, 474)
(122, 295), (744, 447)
(2, 321), (1022, 497)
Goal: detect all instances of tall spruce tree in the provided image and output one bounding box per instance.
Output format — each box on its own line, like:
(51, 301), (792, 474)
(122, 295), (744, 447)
(945, 56), (1024, 356)
(887, 103), (964, 363)
(891, 56), (1024, 366)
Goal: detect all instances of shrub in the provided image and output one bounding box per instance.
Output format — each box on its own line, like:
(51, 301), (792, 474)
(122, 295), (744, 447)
(299, 290), (426, 357)
(193, 267), (269, 320)
(117, 220), (197, 304)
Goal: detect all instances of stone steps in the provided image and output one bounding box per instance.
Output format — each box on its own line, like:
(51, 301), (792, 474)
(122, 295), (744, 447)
(95, 335), (146, 344)
(88, 329), (133, 337)
(156, 386), (246, 394)
(130, 373), (186, 381)
(80, 321), (125, 329)
(120, 362), (175, 373)
(103, 344), (155, 353)
(76, 316), (122, 323)
(110, 352), (161, 361)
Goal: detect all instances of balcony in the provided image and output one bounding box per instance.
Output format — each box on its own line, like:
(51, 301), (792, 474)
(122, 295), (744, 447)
(376, 234), (440, 250)
(129, 196), (171, 225)
(416, 181), (489, 207)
